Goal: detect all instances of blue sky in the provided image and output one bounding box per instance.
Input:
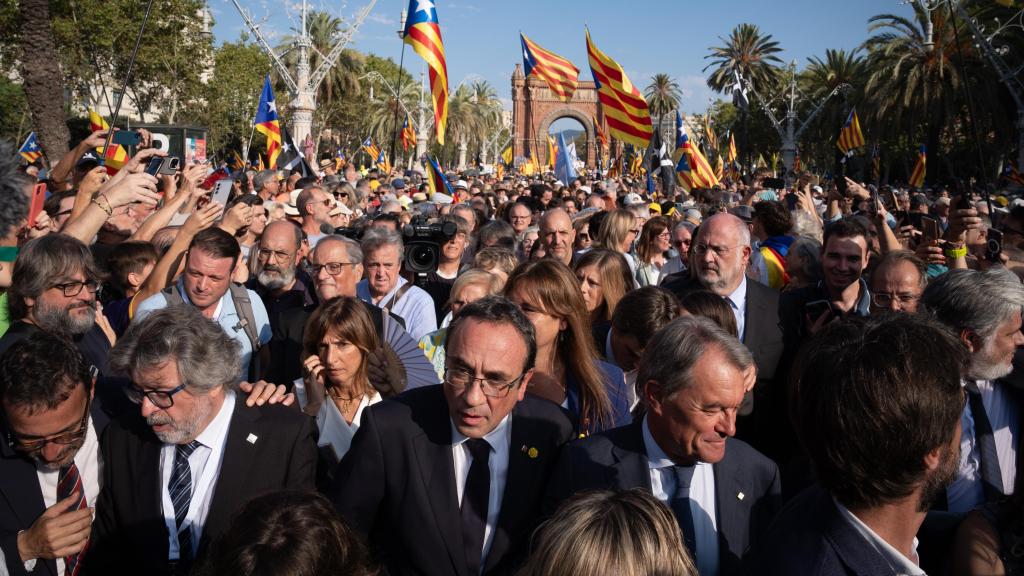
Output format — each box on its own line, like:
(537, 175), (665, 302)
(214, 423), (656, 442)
(210, 0), (907, 115)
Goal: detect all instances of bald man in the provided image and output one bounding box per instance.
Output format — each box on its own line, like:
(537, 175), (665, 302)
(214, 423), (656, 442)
(538, 208), (576, 266)
(661, 213), (784, 457)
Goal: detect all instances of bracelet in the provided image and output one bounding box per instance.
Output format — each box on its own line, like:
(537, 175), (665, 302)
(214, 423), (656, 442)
(944, 245), (968, 259)
(91, 194), (112, 217)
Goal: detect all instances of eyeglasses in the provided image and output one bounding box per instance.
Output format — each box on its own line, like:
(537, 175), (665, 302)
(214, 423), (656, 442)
(871, 292), (920, 307)
(52, 280), (100, 297)
(123, 382), (188, 409)
(305, 262), (357, 276)
(256, 248), (294, 261)
(7, 396), (91, 453)
(657, 232), (671, 239)
(693, 243), (739, 257)
(443, 367), (524, 398)
(336, 192), (349, 198)
(629, 229), (640, 235)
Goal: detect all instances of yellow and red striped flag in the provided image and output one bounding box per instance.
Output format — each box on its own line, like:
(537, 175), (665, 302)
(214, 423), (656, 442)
(253, 76), (282, 168)
(909, 145), (926, 188)
(674, 112), (719, 189)
(521, 32), (579, 102)
(793, 149), (802, 174)
(593, 114), (607, 150)
(547, 135), (557, 169)
(585, 29), (652, 147)
(403, 0), (448, 144)
(87, 109), (128, 174)
(401, 115), (416, 152)
(837, 108), (865, 154)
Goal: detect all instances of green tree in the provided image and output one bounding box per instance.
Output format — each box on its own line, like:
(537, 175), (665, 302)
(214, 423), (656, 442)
(200, 39), (270, 154)
(0, 75), (30, 143)
(704, 23), (784, 95)
(644, 73), (681, 118)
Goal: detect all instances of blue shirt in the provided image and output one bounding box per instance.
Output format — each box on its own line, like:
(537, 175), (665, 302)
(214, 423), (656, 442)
(134, 280), (272, 380)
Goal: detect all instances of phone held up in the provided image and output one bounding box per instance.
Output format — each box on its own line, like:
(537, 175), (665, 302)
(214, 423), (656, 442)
(144, 156), (180, 177)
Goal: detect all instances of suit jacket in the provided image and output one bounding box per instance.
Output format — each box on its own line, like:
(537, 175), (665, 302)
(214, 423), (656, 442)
(0, 401), (112, 576)
(330, 385), (574, 576)
(743, 485), (908, 576)
(85, 395), (318, 575)
(545, 419), (781, 576)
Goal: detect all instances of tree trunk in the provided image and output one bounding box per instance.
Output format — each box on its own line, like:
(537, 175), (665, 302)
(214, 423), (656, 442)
(18, 0), (71, 160)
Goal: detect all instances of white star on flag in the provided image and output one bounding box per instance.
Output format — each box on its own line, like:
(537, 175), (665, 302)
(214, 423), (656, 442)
(415, 0), (435, 18)
(281, 142), (291, 153)
(83, 152), (96, 160)
(267, 100), (277, 114)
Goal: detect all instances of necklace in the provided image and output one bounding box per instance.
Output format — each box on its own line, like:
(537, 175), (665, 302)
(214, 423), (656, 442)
(327, 387), (364, 402)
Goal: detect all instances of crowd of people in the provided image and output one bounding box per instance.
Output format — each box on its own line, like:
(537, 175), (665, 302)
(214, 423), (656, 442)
(2, 129), (1024, 576)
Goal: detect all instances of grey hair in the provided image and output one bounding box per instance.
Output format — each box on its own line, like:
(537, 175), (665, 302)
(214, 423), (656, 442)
(317, 234), (364, 264)
(790, 210), (823, 243)
(252, 170), (277, 192)
(637, 315), (754, 402)
(110, 305), (241, 392)
(0, 140), (30, 239)
(360, 227), (404, 260)
(920, 267), (1024, 341)
(9, 234), (105, 321)
(672, 221), (696, 235)
(789, 236), (822, 284)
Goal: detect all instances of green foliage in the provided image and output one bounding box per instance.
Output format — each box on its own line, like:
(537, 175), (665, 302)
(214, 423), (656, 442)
(0, 75), (29, 143)
(200, 40), (271, 153)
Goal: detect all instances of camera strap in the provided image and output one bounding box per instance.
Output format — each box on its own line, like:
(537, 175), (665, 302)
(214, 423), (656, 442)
(382, 282), (414, 313)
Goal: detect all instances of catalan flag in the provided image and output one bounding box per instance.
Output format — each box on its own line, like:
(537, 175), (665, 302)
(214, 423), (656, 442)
(377, 149), (392, 174)
(335, 150), (347, 171)
(593, 114), (607, 150)
(500, 144), (513, 166)
(836, 108), (865, 154)
(520, 32), (579, 102)
(704, 114), (718, 152)
(362, 137), (381, 162)
(254, 76), (283, 169)
(727, 132), (738, 164)
(585, 29), (652, 147)
(87, 109), (128, 174)
(18, 132), (42, 164)
(547, 135), (557, 169)
(401, 115), (417, 152)
(871, 144), (881, 182)
(230, 150), (245, 173)
(909, 145), (926, 188)
(675, 111), (719, 189)
(403, 0), (448, 144)
(425, 155), (454, 199)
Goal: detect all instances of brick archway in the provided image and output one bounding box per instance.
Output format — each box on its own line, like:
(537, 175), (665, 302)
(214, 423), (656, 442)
(511, 63), (606, 168)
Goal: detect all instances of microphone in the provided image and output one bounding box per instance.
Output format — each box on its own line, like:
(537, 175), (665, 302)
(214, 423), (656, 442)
(320, 223), (335, 235)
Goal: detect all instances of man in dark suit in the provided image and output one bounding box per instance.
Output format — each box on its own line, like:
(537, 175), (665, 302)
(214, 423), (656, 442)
(330, 296), (574, 576)
(661, 213), (783, 455)
(746, 314), (965, 576)
(547, 316), (781, 576)
(1, 334), (109, 576)
(86, 306), (317, 576)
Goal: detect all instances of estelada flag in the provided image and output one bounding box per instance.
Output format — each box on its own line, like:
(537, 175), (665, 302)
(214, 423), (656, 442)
(837, 108), (866, 154)
(253, 76), (283, 169)
(19, 132), (43, 164)
(521, 32), (579, 102)
(403, 0), (448, 144)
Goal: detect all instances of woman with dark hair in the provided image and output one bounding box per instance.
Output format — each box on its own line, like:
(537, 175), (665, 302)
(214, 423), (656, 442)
(296, 296), (382, 462)
(573, 249), (634, 325)
(195, 490), (376, 576)
(504, 260), (631, 435)
(634, 216), (672, 287)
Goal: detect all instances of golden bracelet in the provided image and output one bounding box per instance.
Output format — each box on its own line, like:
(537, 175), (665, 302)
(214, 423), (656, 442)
(91, 194), (113, 217)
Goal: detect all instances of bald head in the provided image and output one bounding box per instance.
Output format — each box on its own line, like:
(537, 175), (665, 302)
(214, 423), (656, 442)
(256, 220), (303, 293)
(690, 213), (752, 296)
(261, 220), (302, 252)
(538, 208), (575, 265)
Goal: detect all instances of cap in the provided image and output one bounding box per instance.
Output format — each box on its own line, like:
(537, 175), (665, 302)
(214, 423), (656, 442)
(648, 203), (662, 214)
(684, 209), (703, 227)
(579, 185), (591, 194)
(412, 192), (428, 202)
(329, 202), (353, 216)
(811, 185), (824, 194)
(392, 178), (407, 190)
(623, 193), (644, 206)
(729, 205), (754, 223)
(433, 192), (453, 204)
(455, 179), (469, 190)
(935, 197), (951, 207)
(319, 159), (334, 169)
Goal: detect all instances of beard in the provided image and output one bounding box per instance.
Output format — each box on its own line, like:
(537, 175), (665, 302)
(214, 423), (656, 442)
(967, 336), (1015, 381)
(257, 264), (296, 292)
(146, 396), (215, 444)
(919, 441), (961, 512)
(34, 299), (95, 336)
(31, 436), (86, 472)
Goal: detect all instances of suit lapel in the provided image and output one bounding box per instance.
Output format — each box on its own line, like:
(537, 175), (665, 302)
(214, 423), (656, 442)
(611, 420), (652, 490)
(412, 409), (466, 576)
(712, 449), (744, 559)
(133, 426), (169, 562)
(201, 398), (259, 548)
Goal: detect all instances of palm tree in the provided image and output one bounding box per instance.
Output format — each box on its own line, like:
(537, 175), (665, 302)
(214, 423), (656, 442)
(363, 80), (420, 153)
(17, 0), (71, 159)
(279, 12), (365, 108)
(644, 74), (681, 117)
(443, 80), (502, 167)
(796, 49), (865, 167)
(704, 23), (784, 95)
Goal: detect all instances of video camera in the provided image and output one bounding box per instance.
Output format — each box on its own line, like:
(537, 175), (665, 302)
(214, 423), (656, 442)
(402, 219), (458, 285)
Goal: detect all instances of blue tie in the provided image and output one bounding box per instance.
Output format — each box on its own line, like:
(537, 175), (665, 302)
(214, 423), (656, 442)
(168, 440), (200, 560)
(669, 465), (697, 561)
(965, 381), (1004, 500)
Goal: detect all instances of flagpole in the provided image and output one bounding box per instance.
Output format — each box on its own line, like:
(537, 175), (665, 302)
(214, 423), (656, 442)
(245, 76), (267, 170)
(389, 10), (409, 177)
(99, 0), (156, 167)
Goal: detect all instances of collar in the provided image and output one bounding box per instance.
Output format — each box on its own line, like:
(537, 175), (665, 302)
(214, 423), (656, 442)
(832, 496), (924, 575)
(191, 389), (236, 449)
(725, 274), (748, 311)
(177, 278), (225, 320)
(816, 278), (871, 316)
(450, 412), (512, 455)
(642, 415), (676, 470)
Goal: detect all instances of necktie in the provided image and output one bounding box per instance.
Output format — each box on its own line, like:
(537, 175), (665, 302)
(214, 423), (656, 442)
(168, 440), (200, 561)
(461, 438), (491, 575)
(57, 463), (88, 576)
(965, 381), (1004, 500)
(669, 465), (697, 562)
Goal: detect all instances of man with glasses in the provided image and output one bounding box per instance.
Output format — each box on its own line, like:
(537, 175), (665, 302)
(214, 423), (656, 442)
(296, 185), (335, 247)
(87, 306), (316, 574)
(507, 202), (532, 236)
(869, 250), (926, 314)
(659, 221), (695, 280)
(331, 296), (572, 576)
(1, 333), (105, 576)
(661, 214), (784, 456)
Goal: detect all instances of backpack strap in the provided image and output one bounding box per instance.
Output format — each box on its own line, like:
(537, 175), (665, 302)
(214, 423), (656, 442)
(227, 283), (261, 382)
(161, 284), (185, 306)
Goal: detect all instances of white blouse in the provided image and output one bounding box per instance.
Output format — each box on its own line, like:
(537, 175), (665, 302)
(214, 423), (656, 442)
(293, 378), (381, 463)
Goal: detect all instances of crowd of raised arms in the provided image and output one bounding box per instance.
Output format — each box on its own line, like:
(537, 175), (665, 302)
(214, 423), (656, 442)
(3, 129), (1024, 576)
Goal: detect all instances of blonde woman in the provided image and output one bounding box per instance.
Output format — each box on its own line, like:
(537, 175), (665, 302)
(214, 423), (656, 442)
(593, 208), (640, 274)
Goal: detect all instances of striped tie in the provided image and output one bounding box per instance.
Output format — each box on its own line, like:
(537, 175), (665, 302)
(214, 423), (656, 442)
(57, 463), (88, 576)
(168, 441), (200, 561)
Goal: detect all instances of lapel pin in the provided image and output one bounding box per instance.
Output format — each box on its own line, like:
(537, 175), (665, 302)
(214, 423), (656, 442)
(246, 433), (258, 444)
(737, 492), (745, 501)
(520, 445), (539, 459)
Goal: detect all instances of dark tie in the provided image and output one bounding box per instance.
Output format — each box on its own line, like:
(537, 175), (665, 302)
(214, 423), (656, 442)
(669, 465), (697, 562)
(57, 463), (88, 576)
(461, 438), (491, 575)
(168, 440), (201, 561)
(966, 381), (1004, 500)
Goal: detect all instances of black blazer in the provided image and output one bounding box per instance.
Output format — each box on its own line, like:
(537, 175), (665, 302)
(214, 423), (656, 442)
(0, 401), (112, 576)
(545, 419), (781, 576)
(329, 385), (574, 576)
(84, 395), (318, 575)
(744, 485), (904, 576)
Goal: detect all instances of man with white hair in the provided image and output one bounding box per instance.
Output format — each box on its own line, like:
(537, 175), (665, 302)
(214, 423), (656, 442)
(356, 228), (437, 341)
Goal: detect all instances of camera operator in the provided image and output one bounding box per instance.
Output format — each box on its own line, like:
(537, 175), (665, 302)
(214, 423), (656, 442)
(417, 214), (470, 324)
(355, 228), (437, 341)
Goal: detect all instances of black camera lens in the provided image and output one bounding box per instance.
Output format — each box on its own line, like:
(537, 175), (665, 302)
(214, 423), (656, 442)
(406, 242), (438, 273)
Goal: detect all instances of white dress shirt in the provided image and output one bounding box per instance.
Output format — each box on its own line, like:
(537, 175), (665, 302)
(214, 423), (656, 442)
(450, 414), (512, 572)
(159, 389), (236, 561)
(642, 416), (719, 576)
(293, 379), (381, 462)
(356, 277), (438, 342)
(28, 418), (102, 575)
(725, 275), (748, 342)
(947, 378), (1019, 514)
(834, 497), (924, 575)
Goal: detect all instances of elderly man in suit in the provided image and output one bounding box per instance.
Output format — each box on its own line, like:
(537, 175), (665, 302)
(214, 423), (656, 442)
(330, 296), (574, 576)
(660, 213), (784, 457)
(546, 315), (781, 576)
(85, 306), (317, 575)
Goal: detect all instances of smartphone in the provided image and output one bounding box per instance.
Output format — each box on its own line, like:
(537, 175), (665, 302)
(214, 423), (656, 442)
(805, 299), (831, 320)
(921, 216), (940, 243)
(112, 130), (141, 147)
(144, 157), (180, 176)
(27, 183), (47, 228)
(762, 177), (785, 190)
(955, 193), (972, 211)
(906, 212), (925, 231)
(785, 193), (799, 210)
(987, 229), (1004, 263)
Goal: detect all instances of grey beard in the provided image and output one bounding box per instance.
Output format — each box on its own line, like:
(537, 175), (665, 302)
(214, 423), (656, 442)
(34, 301), (95, 336)
(257, 267), (296, 292)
